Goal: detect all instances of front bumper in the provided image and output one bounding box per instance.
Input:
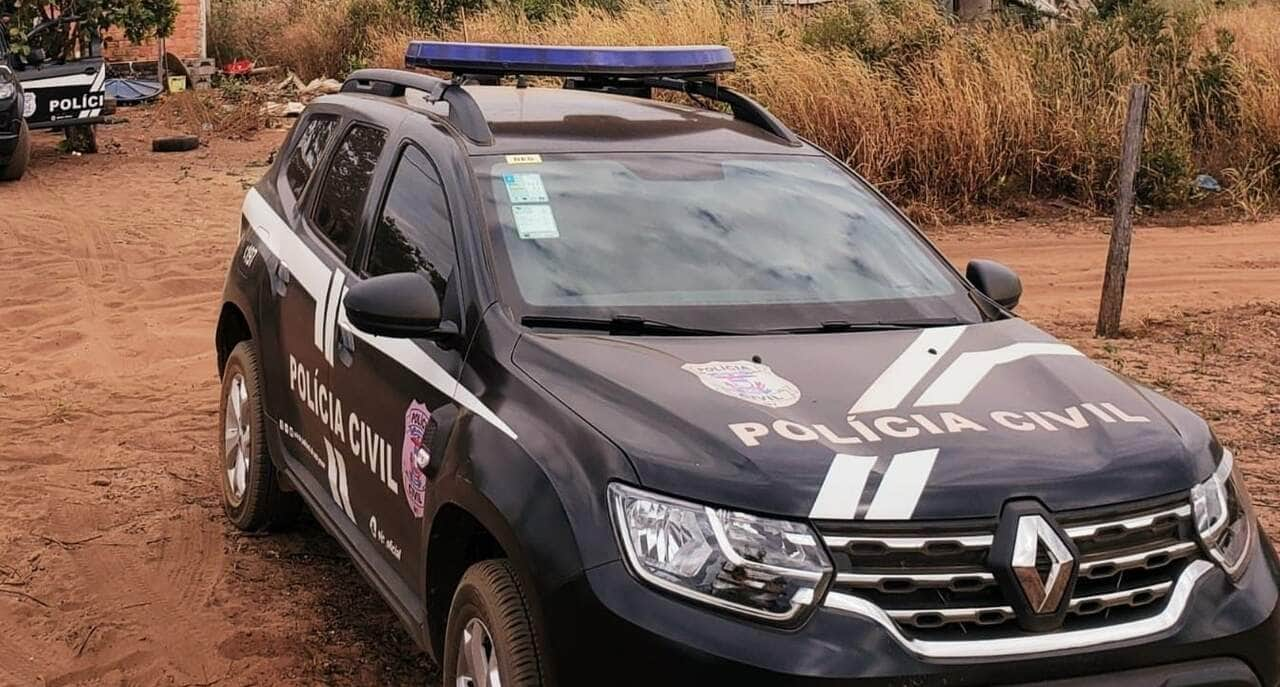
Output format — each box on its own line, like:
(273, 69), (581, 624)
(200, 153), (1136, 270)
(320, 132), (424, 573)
(543, 532), (1280, 686)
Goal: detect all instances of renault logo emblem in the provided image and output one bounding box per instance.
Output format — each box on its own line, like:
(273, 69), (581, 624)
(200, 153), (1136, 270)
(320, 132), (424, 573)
(1011, 514), (1075, 614)
(989, 502), (1080, 631)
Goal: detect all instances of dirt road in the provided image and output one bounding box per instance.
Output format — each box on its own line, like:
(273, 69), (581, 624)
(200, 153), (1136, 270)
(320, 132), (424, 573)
(0, 113), (1276, 686)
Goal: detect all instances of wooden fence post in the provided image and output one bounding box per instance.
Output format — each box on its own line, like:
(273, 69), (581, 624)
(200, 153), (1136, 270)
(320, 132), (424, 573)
(1096, 83), (1151, 338)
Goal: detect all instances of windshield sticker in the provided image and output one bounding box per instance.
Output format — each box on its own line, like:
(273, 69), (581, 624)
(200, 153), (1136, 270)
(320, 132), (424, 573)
(513, 204), (560, 240)
(682, 361), (801, 409)
(505, 154), (542, 164)
(503, 173), (549, 204)
(402, 401), (432, 519)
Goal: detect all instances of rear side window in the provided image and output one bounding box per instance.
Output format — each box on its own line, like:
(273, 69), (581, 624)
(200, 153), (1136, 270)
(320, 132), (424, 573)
(312, 124), (386, 257)
(368, 146), (455, 302)
(285, 115), (338, 197)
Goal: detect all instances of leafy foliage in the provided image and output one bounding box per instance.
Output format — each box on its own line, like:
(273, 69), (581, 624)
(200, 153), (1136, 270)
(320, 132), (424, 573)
(1, 0), (178, 60)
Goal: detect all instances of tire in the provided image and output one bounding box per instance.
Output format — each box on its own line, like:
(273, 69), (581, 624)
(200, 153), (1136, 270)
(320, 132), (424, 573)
(218, 340), (300, 531)
(152, 135), (200, 153)
(444, 560), (548, 687)
(64, 124), (97, 154)
(0, 121), (31, 181)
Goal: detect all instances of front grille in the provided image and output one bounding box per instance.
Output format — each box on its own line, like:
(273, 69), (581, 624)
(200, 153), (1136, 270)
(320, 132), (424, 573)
(819, 494), (1203, 641)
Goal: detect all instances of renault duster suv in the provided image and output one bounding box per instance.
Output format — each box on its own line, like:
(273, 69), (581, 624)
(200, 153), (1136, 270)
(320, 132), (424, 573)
(214, 43), (1280, 686)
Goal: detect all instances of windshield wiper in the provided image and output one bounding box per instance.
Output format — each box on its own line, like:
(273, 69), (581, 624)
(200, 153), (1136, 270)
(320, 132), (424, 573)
(520, 314), (738, 336)
(767, 318), (968, 334)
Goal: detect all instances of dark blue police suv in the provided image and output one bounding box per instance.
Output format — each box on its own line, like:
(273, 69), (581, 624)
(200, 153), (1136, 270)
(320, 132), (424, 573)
(215, 42), (1280, 686)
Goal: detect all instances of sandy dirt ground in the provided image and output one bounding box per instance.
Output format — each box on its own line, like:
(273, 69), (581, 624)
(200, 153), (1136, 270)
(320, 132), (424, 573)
(0, 109), (1277, 686)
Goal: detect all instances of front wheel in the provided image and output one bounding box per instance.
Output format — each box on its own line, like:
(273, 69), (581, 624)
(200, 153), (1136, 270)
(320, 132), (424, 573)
(444, 560), (547, 687)
(0, 121), (31, 181)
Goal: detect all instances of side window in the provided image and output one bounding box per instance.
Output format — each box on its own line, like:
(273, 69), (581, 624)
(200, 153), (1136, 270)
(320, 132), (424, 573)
(368, 146), (455, 302)
(285, 115), (338, 197)
(312, 124), (387, 257)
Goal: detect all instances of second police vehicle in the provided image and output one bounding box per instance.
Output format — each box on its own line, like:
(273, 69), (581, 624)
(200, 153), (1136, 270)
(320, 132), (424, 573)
(215, 42), (1280, 686)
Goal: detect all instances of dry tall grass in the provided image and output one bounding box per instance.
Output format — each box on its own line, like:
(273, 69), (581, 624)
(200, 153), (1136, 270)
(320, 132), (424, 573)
(213, 0), (1280, 217)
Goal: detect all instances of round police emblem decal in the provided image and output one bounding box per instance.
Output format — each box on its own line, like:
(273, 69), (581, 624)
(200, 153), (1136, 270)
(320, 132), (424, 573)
(402, 401), (431, 518)
(681, 360), (801, 408)
(23, 93), (36, 118)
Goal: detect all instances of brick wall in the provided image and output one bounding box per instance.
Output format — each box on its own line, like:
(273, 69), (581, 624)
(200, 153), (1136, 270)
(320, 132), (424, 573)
(103, 0), (207, 62)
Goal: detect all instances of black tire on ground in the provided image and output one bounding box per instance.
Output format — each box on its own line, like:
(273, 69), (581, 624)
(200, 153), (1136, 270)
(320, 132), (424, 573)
(218, 340), (300, 531)
(0, 121), (31, 181)
(444, 560), (548, 687)
(64, 124), (98, 154)
(152, 135), (200, 153)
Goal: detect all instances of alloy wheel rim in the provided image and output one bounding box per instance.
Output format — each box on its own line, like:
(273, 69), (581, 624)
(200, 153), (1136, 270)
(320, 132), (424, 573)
(456, 617), (502, 687)
(223, 373), (251, 507)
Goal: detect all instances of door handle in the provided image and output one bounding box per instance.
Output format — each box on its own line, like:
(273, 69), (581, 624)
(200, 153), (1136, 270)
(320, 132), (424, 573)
(272, 260), (290, 297)
(336, 324), (355, 367)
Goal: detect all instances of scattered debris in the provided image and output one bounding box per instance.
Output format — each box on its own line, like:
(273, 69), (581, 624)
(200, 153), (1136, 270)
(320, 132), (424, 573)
(75, 625), (98, 656)
(1195, 174), (1223, 193)
(0, 589), (49, 608)
(263, 101), (305, 118)
(223, 58), (255, 77)
(299, 77), (341, 97)
(105, 78), (164, 105)
(154, 91), (270, 140)
(38, 533), (105, 549)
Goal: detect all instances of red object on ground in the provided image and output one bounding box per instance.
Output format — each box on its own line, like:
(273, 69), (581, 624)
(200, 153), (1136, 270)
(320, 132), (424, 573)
(223, 58), (255, 76)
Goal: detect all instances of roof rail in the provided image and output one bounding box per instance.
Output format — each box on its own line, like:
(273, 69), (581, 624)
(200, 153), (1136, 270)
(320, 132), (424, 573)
(342, 68), (495, 146)
(651, 77), (801, 147)
(565, 76), (802, 147)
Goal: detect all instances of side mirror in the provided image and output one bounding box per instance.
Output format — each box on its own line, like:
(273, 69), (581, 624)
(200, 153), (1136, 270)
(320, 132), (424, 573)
(966, 259), (1022, 310)
(345, 272), (458, 340)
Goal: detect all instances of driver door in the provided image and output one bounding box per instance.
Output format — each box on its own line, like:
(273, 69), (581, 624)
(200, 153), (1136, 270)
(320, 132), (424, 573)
(330, 142), (465, 590)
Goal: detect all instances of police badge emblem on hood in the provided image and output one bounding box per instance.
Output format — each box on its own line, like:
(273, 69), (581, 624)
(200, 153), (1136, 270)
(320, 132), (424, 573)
(514, 318), (1220, 520)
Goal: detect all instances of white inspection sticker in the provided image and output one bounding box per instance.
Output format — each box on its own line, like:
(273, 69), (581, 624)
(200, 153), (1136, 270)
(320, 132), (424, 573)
(513, 205), (560, 239)
(505, 154), (542, 164)
(503, 173), (549, 204)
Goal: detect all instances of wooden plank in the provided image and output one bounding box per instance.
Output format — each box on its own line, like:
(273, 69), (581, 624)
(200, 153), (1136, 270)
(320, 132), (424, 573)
(1096, 83), (1151, 338)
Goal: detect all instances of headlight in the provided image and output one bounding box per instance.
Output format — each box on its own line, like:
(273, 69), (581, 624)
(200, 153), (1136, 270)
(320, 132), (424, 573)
(1190, 449), (1256, 581)
(608, 483), (832, 623)
(0, 81), (15, 101)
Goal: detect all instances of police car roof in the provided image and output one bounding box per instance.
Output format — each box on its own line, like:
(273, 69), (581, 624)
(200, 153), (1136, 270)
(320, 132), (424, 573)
(327, 84), (819, 157)
(458, 86), (814, 156)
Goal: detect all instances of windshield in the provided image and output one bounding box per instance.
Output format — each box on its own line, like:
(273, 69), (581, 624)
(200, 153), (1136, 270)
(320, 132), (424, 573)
(481, 153), (985, 331)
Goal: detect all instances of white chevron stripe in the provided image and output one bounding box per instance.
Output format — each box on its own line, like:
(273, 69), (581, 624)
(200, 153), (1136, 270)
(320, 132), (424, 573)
(809, 454), (877, 520)
(324, 438), (356, 523)
(242, 188), (518, 441)
(313, 272), (328, 352)
(324, 271), (346, 365)
(865, 449), (938, 520)
(848, 326), (966, 414)
(913, 343), (1084, 407)
(79, 63), (107, 120)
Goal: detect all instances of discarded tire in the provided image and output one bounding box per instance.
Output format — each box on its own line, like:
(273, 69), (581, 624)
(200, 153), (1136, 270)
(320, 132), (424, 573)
(152, 135), (200, 153)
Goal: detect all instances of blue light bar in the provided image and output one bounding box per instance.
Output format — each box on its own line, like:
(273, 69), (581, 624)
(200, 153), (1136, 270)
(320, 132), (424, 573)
(405, 41), (735, 78)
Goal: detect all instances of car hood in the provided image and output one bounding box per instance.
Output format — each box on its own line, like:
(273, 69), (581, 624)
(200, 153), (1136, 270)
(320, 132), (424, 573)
(512, 318), (1219, 521)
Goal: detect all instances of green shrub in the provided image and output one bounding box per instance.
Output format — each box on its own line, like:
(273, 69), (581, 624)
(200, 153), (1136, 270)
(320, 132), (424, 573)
(802, 0), (951, 71)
